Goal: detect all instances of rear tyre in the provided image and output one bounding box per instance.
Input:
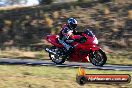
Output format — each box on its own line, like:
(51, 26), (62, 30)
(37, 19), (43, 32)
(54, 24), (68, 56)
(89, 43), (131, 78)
(89, 49), (107, 66)
(49, 46), (65, 64)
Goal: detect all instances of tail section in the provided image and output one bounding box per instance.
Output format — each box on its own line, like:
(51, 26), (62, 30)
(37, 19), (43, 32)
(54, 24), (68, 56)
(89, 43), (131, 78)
(45, 35), (63, 47)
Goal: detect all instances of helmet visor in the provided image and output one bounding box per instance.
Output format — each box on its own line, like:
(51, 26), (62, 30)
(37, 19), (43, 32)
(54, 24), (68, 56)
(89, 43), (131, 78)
(71, 24), (77, 29)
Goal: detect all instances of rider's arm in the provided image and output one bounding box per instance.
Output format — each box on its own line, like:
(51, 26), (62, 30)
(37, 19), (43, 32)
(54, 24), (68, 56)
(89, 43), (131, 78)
(61, 27), (70, 39)
(62, 28), (68, 35)
(73, 30), (83, 35)
(65, 39), (74, 43)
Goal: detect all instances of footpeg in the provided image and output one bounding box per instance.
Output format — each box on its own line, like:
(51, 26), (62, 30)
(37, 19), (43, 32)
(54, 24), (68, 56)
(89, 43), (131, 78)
(45, 48), (59, 56)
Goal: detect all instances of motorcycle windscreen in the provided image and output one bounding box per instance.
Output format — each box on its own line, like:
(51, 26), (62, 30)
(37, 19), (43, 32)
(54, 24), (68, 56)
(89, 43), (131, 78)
(84, 29), (94, 37)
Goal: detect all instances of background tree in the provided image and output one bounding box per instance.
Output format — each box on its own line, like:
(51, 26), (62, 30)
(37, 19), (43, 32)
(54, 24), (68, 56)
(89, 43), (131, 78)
(78, 0), (85, 2)
(39, 0), (53, 5)
(98, 0), (111, 3)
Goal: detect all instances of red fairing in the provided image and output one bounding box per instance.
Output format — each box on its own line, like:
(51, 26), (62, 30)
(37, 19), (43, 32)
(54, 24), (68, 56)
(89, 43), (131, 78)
(46, 35), (63, 47)
(45, 30), (100, 62)
(70, 35), (82, 39)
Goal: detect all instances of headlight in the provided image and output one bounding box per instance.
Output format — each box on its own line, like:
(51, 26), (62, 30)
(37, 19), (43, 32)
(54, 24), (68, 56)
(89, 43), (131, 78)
(93, 37), (98, 44)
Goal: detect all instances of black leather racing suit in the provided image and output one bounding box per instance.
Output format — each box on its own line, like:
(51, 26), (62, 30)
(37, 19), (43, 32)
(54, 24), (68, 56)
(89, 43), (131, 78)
(58, 24), (80, 51)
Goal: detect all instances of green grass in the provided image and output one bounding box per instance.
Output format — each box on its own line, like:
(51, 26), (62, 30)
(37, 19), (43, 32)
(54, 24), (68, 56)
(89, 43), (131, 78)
(0, 50), (47, 60)
(0, 65), (131, 88)
(106, 53), (132, 65)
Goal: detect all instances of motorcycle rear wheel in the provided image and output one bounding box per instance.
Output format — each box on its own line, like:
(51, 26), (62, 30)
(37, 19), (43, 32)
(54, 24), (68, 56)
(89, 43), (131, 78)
(89, 49), (107, 66)
(49, 46), (65, 64)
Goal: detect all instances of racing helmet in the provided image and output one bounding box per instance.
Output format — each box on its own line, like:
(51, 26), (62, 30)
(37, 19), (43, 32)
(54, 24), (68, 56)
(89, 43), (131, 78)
(67, 18), (77, 29)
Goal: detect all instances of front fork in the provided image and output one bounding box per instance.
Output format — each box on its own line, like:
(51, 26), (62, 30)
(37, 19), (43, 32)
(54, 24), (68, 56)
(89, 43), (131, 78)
(89, 48), (105, 59)
(88, 47), (101, 57)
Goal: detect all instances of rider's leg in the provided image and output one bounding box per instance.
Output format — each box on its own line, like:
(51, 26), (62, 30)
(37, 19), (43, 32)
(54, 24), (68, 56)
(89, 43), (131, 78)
(58, 38), (73, 55)
(58, 39), (72, 50)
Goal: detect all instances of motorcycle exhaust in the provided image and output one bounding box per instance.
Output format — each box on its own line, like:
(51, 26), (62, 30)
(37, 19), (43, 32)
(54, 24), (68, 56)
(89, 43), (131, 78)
(45, 48), (58, 56)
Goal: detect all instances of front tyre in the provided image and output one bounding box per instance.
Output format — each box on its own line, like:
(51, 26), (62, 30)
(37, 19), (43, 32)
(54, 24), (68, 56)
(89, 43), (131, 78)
(89, 49), (107, 66)
(49, 46), (65, 64)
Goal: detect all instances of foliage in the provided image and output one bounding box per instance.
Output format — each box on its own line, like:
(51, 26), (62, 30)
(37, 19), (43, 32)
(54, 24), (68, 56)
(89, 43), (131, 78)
(98, 0), (112, 3)
(53, 11), (59, 19)
(45, 16), (53, 27)
(39, 0), (53, 5)
(78, 0), (85, 2)
(0, 0), (131, 50)
(104, 7), (110, 15)
(128, 10), (132, 19)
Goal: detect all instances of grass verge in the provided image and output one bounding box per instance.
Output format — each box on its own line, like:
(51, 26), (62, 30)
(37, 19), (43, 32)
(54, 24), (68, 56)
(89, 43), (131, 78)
(0, 65), (131, 88)
(0, 50), (47, 60)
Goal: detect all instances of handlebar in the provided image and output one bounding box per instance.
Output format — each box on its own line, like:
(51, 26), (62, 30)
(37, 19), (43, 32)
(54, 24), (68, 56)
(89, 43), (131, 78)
(74, 36), (87, 43)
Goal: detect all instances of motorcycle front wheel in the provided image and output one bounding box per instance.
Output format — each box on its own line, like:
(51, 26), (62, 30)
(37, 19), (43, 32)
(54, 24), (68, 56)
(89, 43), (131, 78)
(89, 49), (107, 66)
(49, 46), (65, 64)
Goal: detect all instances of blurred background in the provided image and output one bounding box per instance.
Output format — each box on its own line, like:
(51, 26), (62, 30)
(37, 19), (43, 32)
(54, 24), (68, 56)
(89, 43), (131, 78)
(0, 0), (131, 65)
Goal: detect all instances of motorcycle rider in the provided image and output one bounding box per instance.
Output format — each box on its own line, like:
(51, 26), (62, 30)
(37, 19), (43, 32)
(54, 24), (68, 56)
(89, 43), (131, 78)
(58, 18), (81, 55)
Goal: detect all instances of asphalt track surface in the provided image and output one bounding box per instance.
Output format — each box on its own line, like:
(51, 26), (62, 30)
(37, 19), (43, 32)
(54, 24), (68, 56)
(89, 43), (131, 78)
(0, 58), (132, 71)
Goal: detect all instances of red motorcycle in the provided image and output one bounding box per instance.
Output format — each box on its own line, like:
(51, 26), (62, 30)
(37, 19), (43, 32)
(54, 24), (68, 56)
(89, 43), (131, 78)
(45, 29), (107, 66)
